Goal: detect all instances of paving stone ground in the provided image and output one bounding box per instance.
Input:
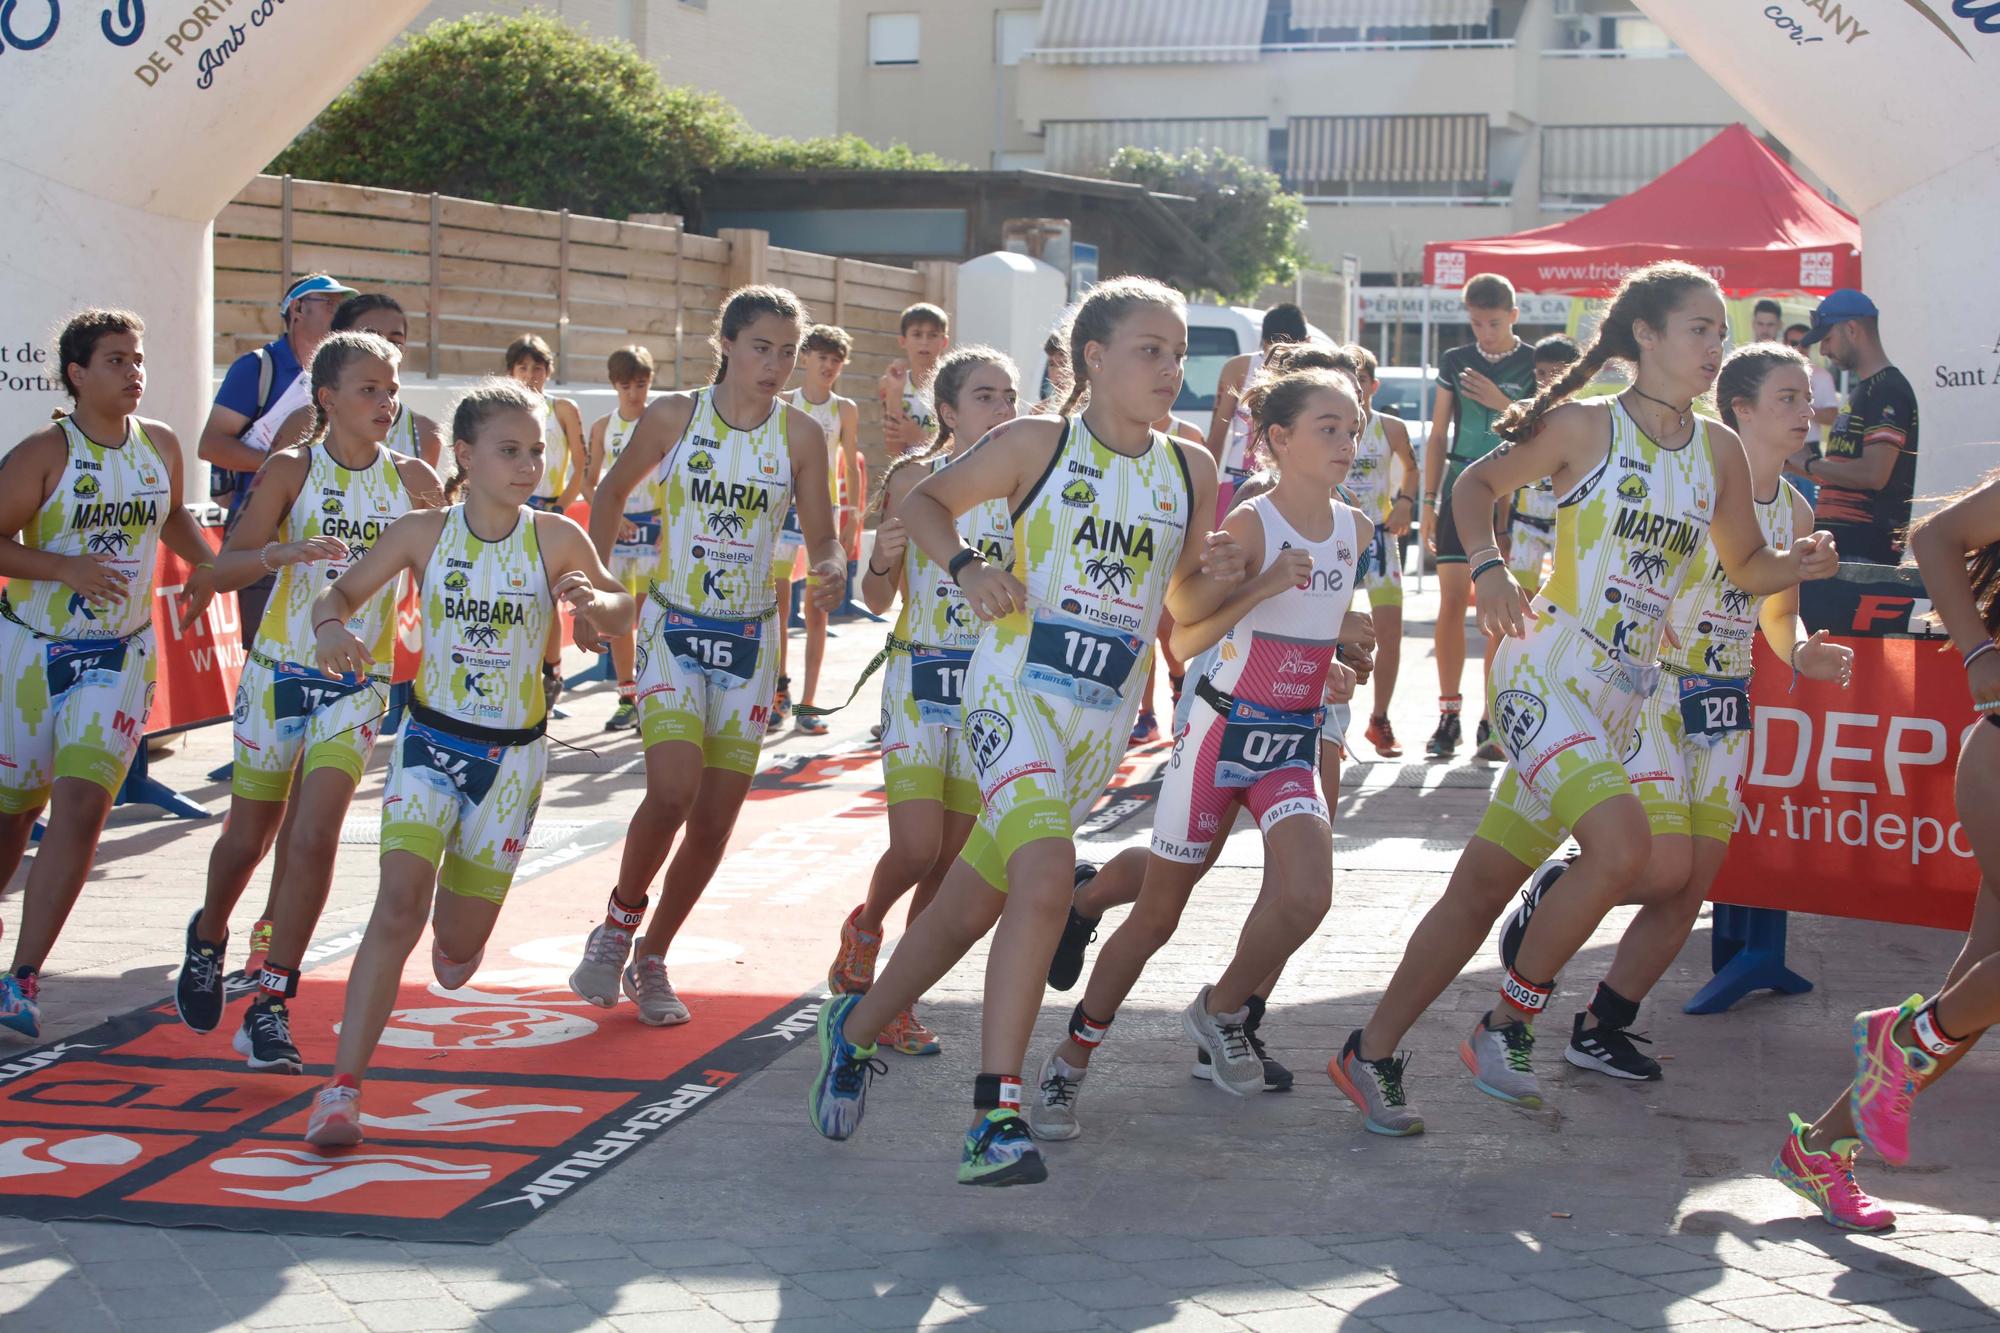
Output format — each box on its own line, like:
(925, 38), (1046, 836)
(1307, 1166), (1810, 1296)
(0, 580), (1992, 1331)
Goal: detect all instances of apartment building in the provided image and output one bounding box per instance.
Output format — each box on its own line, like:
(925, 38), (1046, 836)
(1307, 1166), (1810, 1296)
(407, 0), (840, 138)
(838, 0), (1785, 280)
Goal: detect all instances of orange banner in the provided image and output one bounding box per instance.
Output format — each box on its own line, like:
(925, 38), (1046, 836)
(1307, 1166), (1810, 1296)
(147, 527), (247, 735)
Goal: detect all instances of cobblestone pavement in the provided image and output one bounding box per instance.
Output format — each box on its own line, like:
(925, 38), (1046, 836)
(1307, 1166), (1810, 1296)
(1, 583), (1992, 1331)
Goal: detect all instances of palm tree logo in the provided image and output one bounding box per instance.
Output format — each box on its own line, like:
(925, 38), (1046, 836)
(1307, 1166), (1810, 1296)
(1720, 588), (1754, 616)
(464, 625), (501, 651)
(1084, 555), (1135, 595)
(707, 511), (746, 540)
(1626, 549), (1669, 584)
(87, 530), (132, 556)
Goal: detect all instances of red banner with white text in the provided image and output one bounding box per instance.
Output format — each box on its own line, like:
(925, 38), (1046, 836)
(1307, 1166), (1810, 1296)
(147, 527), (247, 734)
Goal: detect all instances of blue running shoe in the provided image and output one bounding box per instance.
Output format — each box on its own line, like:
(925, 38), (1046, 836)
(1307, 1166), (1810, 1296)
(958, 1109), (1047, 1186)
(809, 992), (883, 1140)
(0, 973), (41, 1040)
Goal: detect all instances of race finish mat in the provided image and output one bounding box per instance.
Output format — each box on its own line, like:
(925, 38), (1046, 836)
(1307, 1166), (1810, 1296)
(0, 735), (1175, 1242)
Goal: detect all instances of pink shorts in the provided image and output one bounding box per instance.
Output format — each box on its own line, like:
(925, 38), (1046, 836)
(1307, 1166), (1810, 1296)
(1150, 690), (1327, 863)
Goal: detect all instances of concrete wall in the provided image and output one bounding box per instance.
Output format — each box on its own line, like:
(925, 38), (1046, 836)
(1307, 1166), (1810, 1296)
(833, 0), (1042, 167)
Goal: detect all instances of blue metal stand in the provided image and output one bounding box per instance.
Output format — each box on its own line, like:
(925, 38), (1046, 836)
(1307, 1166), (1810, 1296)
(207, 760), (233, 782)
(830, 558), (882, 624)
(1684, 905), (1813, 1015)
(117, 745), (210, 820)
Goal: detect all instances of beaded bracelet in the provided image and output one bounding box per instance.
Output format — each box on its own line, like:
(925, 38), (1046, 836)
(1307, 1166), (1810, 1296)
(1469, 557), (1506, 583)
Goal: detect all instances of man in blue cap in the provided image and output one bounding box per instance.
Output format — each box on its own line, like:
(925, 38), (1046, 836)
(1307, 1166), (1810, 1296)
(196, 272), (355, 637)
(1789, 288), (1919, 565)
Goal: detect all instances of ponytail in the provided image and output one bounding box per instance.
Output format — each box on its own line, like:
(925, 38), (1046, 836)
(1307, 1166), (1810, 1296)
(1056, 276), (1185, 418)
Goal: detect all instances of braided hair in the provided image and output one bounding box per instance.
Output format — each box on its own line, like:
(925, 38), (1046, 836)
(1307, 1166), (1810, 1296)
(304, 331), (401, 446)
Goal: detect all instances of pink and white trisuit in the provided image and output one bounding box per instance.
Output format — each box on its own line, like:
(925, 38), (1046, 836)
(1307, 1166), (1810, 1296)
(1151, 494), (1359, 863)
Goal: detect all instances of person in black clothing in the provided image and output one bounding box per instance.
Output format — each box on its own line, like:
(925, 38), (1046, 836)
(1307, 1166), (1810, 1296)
(1793, 289), (1919, 564)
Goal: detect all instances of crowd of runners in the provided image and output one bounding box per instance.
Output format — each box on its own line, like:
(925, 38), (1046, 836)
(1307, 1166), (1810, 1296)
(0, 263), (1992, 1232)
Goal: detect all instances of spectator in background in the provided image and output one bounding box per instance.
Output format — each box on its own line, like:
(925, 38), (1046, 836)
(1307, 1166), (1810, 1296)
(198, 273), (354, 640)
(1793, 290), (1918, 564)
(1784, 321), (1840, 506)
(1751, 298), (1783, 343)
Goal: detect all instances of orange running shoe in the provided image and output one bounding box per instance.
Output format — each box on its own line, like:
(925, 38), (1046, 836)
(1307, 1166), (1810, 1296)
(882, 1005), (942, 1056)
(827, 904), (882, 994)
(243, 917), (274, 980)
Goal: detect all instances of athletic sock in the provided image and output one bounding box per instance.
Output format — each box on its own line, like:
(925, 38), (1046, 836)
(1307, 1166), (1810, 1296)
(1052, 1055), (1086, 1081)
(1439, 694), (1462, 715)
(604, 890), (647, 932)
(972, 1073), (1022, 1113)
(1910, 997), (1965, 1058)
(258, 963), (300, 1000)
(331, 1072), (360, 1091)
(1498, 967), (1554, 1022)
(1067, 1004), (1112, 1051)
(1587, 981), (1640, 1030)
(1244, 993), (1268, 1034)
(618, 681), (635, 701)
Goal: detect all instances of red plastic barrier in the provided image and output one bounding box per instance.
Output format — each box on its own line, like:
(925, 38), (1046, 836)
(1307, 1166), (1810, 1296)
(148, 527), (247, 734)
(1713, 567), (1980, 931)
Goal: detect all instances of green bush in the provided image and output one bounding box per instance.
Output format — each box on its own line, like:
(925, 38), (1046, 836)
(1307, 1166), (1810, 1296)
(1105, 147), (1310, 303)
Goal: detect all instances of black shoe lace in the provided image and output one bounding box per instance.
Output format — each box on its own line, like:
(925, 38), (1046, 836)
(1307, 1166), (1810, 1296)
(1219, 1018), (1254, 1062)
(252, 1004), (296, 1050)
(1040, 1070), (1080, 1108)
(1246, 1030), (1272, 1062)
(974, 1113), (1034, 1156)
(1369, 1053), (1412, 1107)
(832, 1052), (887, 1096)
(1499, 1022), (1536, 1072)
(1590, 1025), (1652, 1061)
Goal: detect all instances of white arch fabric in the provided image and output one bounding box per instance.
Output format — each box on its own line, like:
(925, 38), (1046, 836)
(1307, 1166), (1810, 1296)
(0, 3), (426, 487)
(1632, 1), (2000, 502)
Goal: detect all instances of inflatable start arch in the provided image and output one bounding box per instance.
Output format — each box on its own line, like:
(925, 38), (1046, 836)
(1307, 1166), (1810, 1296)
(1634, 0), (2000, 500)
(0, 1), (424, 489)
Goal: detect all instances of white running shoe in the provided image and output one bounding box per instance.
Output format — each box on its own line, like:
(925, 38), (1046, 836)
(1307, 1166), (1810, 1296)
(432, 937), (485, 991)
(1460, 1015), (1544, 1107)
(1025, 1049), (1085, 1141)
(623, 954), (691, 1026)
(1181, 984), (1264, 1096)
(571, 921), (633, 1007)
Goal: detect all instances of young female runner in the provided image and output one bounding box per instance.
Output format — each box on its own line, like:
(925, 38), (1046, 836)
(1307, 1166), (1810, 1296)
(1331, 263), (1837, 1133)
(1769, 471), (2000, 1230)
(506, 335), (589, 709)
(807, 277), (1252, 1186)
(1025, 365), (1368, 1137)
(825, 347), (1021, 1058)
(173, 332), (442, 1071)
(573, 287), (844, 1026)
(0, 310), (213, 1036)
(302, 378), (633, 1144)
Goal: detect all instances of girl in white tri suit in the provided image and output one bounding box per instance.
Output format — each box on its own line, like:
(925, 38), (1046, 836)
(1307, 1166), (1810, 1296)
(0, 310), (212, 1038)
(1025, 366), (1368, 1139)
(808, 277), (1252, 1188)
(301, 378), (634, 1146)
(587, 345), (658, 731)
(504, 334), (588, 707)
(1332, 263), (1838, 1138)
(825, 347), (1021, 1058)
(574, 287), (844, 1027)
(172, 332), (443, 1073)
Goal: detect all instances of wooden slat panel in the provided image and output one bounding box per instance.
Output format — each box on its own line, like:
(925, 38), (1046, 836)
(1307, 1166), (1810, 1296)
(436, 195), (565, 240)
(235, 175), (283, 207)
(288, 179), (432, 221)
(437, 226), (562, 270)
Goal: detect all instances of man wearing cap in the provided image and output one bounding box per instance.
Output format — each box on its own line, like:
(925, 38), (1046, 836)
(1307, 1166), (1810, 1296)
(1790, 289), (1919, 565)
(196, 273), (354, 636)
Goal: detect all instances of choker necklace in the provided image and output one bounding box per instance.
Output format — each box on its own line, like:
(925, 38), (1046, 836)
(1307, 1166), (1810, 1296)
(1475, 337), (1521, 364)
(1626, 385), (1693, 431)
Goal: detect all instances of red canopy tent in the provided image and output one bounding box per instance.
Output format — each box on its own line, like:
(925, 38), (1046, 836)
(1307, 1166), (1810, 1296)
(1423, 124), (1861, 296)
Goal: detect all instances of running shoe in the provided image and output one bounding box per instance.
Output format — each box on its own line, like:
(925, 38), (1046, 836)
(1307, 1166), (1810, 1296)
(432, 938), (484, 991)
(1329, 1031), (1423, 1137)
(1365, 714), (1402, 758)
(868, 722), (884, 743)
(1129, 710), (1160, 747)
(1566, 1012), (1661, 1081)
(175, 910), (227, 1034)
(570, 920), (634, 1008)
(1460, 1015), (1542, 1107)
(1498, 857), (1568, 973)
(304, 1083), (363, 1148)
(0, 973), (40, 1040)
(827, 904), (882, 994)
(1773, 1112), (1896, 1232)
(1046, 864), (1102, 992)
(1025, 1050), (1084, 1141)
(882, 1006), (941, 1056)
(604, 698), (639, 732)
(623, 955), (691, 1026)
(795, 712), (829, 737)
(243, 917), (274, 980)
(234, 998), (304, 1075)
(1182, 985), (1263, 1096)
(1473, 717), (1506, 762)
(771, 678), (792, 727)
(1850, 995), (1933, 1165)
(1194, 1015), (1293, 1090)
(808, 992), (882, 1141)
(958, 1109), (1046, 1187)
(1424, 710), (1462, 758)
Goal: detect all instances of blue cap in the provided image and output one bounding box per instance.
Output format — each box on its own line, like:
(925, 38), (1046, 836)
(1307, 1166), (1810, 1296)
(1798, 289), (1878, 346)
(280, 274), (358, 314)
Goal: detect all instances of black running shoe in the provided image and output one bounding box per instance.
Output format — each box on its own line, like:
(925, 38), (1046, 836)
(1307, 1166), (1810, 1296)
(1498, 857), (1569, 973)
(174, 910), (227, 1033)
(1047, 865), (1102, 991)
(1564, 1011), (1662, 1081)
(1473, 717), (1506, 762)
(235, 998), (304, 1074)
(1424, 711), (1462, 758)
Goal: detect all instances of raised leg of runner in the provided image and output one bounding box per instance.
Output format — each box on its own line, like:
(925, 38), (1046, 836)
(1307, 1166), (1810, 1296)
(1597, 833), (1715, 1005)
(636, 765), (756, 958)
(259, 769), (365, 974)
(1211, 815), (1334, 1014)
(431, 882), (505, 972)
(982, 838), (1092, 1081)
(330, 851), (437, 1081)
(195, 796), (287, 946)
(1502, 795), (1652, 1017)
(1372, 605), (1402, 713)
(1357, 835), (1532, 1062)
(1058, 856), (1209, 1068)
(858, 799), (947, 935)
(7, 778), (115, 971)
(844, 855), (1005, 1044)
(1434, 564), (1470, 698)
(801, 599), (828, 708)
(611, 740), (704, 913)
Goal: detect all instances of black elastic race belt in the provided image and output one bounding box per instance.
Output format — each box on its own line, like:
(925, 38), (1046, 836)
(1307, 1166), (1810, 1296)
(409, 701), (547, 747)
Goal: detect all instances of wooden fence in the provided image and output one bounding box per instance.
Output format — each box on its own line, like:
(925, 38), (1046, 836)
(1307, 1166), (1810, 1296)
(215, 175), (957, 469)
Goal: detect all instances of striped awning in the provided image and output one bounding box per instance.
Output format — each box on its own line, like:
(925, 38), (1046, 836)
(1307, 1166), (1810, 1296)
(1286, 114), (1488, 192)
(1045, 119), (1269, 176)
(1541, 124), (1725, 199)
(1030, 0), (1269, 64)
(1289, 0), (1494, 29)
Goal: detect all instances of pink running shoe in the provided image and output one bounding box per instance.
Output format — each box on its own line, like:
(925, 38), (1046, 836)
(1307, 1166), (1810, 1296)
(305, 1082), (363, 1148)
(1850, 995), (1935, 1166)
(243, 917), (274, 980)
(1773, 1113), (1896, 1231)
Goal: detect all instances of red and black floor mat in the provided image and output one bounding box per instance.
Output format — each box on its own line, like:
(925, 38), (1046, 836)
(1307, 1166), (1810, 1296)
(0, 737), (1173, 1242)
